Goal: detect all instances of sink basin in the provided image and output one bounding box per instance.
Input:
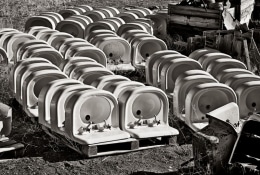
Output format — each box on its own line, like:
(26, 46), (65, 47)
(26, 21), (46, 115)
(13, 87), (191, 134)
(50, 84), (94, 135)
(91, 35), (131, 65)
(86, 29), (116, 42)
(216, 68), (254, 83)
(103, 81), (145, 97)
(19, 44), (52, 61)
(84, 21), (115, 39)
(66, 62), (104, 78)
(74, 67), (114, 85)
(118, 86), (179, 138)
(188, 48), (219, 60)
(206, 58), (247, 78)
(64, 89), (130, 144)
(46, 32), (73, 50)
(58, 9), (81, 19)
(63, 42), (93, 59)
(185, 83), (237, 131)
(146, 14), (167, 38)
(0, 47), (8, 65)
(91, 75), (130, 89)
(225, 74), (260, 90)
(15, 62), (60, 104)
(235, 81), (260, 119)
(145, 50), (180, 85)
(15, 40), (48, 63)
(131, 36), (167, 69)
(6, 33), (36, 62)
(38, 79), (82, 128)
(26, 26), (50, 35)
(56, 19), (85, 38)
(64, 45), (107, 67)
(117, 22), (148, 36)
(26, 47), (64, 66)
(116, 12), (139, 23)
(58, 38), (88, 56)
(22, 70), (67, 117)
(35, 28), (58, 41)
(173, 74), (218, 121)
(152, 53), (186, 87)
(59, 56), (96, 72)
(121, 29), (149, 41)
(83, 10), (106, 22)
(160, 58), (202, 94)
(25, 15), (56, 31)
(198, 52), (231, 70)
(11, 57), (51, 94)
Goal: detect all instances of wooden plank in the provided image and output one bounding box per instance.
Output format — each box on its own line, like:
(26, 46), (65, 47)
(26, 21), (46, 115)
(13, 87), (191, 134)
(0, 140), (24, 154)
(169, 14), (188, 24)
(216, 35), (224, 51)
(168, 4), (221, 14)
(169, 15), (220, 29)
(168, 9), (220, 19)
(42, 125), (177, 158)
(243, 39), (252, 71)
(223, 34), (234, 54)
(188, 22), (220, 29)
(232, 39), (243, 59)
(0, 139), (16, 147)
(189, 17), (218, 23)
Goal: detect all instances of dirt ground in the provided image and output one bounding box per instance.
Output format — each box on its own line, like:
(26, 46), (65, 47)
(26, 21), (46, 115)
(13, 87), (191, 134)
(0, 0), (196, 174)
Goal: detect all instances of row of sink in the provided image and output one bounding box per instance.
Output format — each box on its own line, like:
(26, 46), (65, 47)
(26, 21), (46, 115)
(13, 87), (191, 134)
(10, 55), (179, 145)
(24, 5), (167, 40)
(0, 4), (259, 170)
(1, 4), (259, 156)
(0, 25), (167, 73)
(145, 47), (260, 133)
(0, 23), (178, 145)
(23, 5), (168, 70)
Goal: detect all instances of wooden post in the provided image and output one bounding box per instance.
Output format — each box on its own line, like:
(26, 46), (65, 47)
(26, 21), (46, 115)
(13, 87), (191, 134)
(243, 39), (252, 71)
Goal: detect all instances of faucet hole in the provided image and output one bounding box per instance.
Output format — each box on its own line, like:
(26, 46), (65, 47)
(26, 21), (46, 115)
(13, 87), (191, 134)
(85, 115), (91, 121)
(145, 53), (149, 57)
(252, 102), (256, 107)
(206, 105), (211, 110)
(136, 110), (141, 116)
(109, 53), (113, 57)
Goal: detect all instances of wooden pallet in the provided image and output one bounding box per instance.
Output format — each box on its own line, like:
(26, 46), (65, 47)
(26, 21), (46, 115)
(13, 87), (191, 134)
(42, 126), (176, 158)
(0, 137), (24, 154)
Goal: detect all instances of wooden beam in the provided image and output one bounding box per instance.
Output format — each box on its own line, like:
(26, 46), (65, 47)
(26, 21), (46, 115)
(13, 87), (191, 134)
(168, 4), (221, 14)
(243, 39), (252, 71)
(169, 9), (220, 19)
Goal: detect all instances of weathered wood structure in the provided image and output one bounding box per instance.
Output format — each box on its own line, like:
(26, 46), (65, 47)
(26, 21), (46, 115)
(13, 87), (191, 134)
(168, 3), (223, 38)
(168, 0), (255, 39)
